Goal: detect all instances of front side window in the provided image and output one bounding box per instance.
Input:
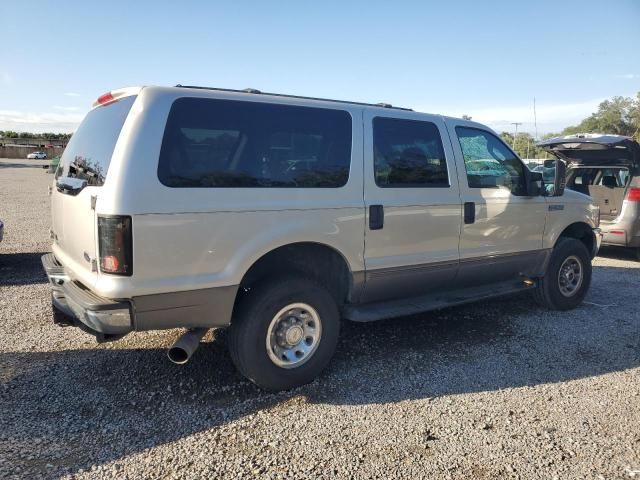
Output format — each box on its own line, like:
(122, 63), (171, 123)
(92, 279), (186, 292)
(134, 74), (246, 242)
(373, 117), (449, 187)
(158, 98), (352, 188)
(455, 127), (526, 195)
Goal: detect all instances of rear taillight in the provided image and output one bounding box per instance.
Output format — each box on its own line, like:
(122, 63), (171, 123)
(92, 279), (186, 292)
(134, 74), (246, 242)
(626, 187), (640, 202)
(98, 215), (132, 276)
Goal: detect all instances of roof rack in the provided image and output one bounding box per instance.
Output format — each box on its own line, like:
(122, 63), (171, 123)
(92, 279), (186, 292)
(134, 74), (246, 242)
(174, 84), (413, 111)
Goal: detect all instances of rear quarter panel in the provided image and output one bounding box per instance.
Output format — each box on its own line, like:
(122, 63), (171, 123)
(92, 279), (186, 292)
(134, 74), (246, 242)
(93, 87), (365, 299)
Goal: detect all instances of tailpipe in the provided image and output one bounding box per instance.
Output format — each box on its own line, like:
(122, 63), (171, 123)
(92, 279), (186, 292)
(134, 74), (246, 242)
(167, 328), (208, 365)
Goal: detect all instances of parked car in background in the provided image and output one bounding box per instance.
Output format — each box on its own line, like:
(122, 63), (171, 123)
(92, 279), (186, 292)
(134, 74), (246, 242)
(27, 151), (47, 159)
(539, 134), (640, 260)
(43, 85), (601, 391)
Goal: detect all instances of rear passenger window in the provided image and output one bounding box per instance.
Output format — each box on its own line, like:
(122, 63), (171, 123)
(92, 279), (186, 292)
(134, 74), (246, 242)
(373, 117), (449, 187)
(158, 98), (352, 188)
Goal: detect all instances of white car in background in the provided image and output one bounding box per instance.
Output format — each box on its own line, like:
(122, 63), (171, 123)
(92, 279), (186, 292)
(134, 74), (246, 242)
(27, 151), (47, 159)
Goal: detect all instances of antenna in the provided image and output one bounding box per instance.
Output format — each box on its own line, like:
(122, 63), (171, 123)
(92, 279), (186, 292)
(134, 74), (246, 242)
(533, 97), (538, 141)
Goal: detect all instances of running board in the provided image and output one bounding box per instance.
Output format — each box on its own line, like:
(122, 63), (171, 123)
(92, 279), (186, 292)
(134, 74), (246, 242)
(343, 280), (536, 323)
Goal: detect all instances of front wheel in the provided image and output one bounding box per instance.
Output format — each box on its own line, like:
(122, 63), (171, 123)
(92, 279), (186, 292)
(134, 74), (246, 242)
(228, 275), (340, 391)
(533, 237), (592, 310)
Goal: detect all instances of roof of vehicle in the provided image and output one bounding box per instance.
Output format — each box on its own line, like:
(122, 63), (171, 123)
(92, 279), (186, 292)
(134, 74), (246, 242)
(93, 85), (493, 131)
(172, 84), (416, 111)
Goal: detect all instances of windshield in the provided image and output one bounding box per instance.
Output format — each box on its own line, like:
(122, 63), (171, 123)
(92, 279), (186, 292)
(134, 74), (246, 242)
(55, 96), (136, 187)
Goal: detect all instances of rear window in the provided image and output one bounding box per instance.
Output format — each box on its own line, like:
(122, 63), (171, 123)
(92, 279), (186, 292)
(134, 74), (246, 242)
(567, 167), (630, 193)
(55, 96), (136, 186)
(158, 98), (352, 188)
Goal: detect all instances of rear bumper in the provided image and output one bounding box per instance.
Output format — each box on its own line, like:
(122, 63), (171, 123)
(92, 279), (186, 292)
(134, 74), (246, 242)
(601, 231), (640, 248)
(41, 253), (238, 339)
(41, 253), (133, 338)
(600, 202), (640, 248)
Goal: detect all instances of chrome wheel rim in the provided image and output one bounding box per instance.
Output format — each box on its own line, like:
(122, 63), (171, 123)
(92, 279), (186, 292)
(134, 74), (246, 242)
(266, 303), (322, 369)
(557, 255), (583, 297)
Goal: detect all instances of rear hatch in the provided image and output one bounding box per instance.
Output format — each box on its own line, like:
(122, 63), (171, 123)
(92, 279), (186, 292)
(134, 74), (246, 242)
(51, 92), (137, 285)
(538, 134), (640, 169)
(539, 134), (640, 221)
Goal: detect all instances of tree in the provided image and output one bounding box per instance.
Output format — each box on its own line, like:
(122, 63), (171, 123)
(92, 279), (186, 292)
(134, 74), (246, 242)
(499, 131), (549, 159)
(562, 92), (640, 140)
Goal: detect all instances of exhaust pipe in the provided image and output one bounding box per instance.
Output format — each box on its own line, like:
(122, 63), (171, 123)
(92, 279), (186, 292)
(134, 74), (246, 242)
(167, 328), (208, 365)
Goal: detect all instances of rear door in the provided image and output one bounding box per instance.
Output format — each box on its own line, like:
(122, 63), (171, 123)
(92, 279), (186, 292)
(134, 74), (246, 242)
(361, 110), (462, 303)
(51, 95), (136, 286)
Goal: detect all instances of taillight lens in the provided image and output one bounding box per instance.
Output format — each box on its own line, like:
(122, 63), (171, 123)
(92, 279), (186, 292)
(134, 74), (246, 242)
(96, 92), (115, 106)
(627, 187), (640, 202)
(98, 215), (132, 276)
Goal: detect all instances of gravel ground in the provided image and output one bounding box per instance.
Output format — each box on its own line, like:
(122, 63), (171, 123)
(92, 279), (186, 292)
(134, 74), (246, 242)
(1, 157), (639, 479)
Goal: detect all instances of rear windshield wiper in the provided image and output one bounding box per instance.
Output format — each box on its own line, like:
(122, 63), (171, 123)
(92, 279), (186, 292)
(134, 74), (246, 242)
(56, 176), (87, 196)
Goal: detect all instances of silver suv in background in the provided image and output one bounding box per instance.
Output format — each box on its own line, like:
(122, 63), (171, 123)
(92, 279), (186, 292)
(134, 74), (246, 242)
(539, 134), (640, 260)
(43, 86), (601, 391)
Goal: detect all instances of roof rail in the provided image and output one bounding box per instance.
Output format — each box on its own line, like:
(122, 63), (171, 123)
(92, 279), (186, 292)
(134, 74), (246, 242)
(173, 84), (413, 111)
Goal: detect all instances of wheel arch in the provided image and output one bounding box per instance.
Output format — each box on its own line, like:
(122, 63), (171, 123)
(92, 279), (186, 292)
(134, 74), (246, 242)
(232, 242), (358, 318)
(556, 222), (596, 258)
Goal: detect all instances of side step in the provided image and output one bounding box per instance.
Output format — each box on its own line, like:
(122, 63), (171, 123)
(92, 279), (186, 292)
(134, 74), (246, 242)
(343, 280), (535, 323)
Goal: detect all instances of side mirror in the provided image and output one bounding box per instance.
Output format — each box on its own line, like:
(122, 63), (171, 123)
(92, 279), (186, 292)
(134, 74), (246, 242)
(527, 170), (543, 196)
(543, 159), (566, 196)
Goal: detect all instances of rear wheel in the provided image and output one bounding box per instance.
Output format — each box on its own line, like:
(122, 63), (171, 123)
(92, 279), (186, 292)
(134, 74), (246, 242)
(228, 275), (340, 391)
(533, 237), (592, 310)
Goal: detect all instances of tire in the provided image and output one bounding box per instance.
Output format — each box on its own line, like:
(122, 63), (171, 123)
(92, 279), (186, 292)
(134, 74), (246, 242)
(533, 237), (592, 311)
(228, 275), (340, 391)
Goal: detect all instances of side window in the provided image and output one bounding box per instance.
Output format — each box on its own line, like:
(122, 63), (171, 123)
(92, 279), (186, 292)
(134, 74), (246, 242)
(455, 127), (526, 195)
(158, 98), (352, 188)
(373, 117), (449, 188)
(597, 168), (628, 188)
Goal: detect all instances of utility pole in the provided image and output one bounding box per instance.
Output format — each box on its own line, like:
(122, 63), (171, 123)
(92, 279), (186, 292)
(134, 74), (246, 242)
(533, 97), (538, 141)
(511, 122), (522, 150)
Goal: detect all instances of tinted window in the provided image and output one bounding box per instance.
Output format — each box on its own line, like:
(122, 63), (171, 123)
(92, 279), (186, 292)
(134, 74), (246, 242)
(567, 167), (630, 194)
(597, 168), (628, 187)
(456, 127), (526, 194)
(373, 117), (448, 187)
(56, 96), (136, 186)
(158, 98), (352, 188)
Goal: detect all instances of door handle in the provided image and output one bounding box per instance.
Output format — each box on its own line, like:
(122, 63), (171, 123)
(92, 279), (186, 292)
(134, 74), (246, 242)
(369, 205), (384, 230)
(464, 202), (475, 224)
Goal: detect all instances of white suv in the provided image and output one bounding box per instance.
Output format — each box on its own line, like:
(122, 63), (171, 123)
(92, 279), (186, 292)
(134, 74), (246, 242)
(43, 86), (602, 391)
